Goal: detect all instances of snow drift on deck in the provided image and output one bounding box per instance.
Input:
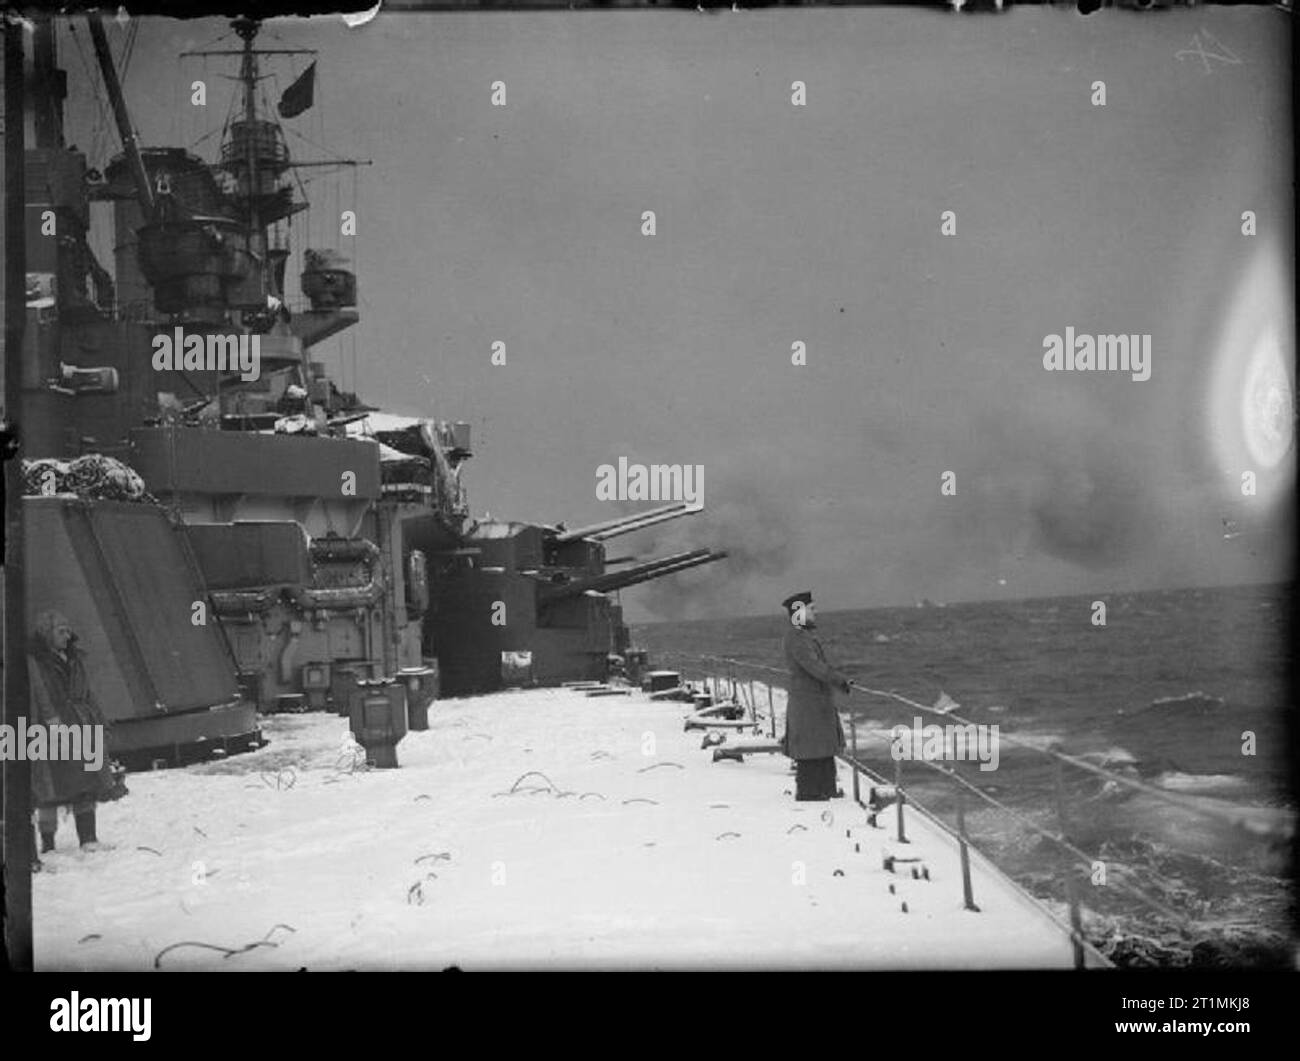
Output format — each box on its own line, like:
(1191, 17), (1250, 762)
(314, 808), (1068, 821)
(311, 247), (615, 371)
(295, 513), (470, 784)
(35, 688), (1094, 969)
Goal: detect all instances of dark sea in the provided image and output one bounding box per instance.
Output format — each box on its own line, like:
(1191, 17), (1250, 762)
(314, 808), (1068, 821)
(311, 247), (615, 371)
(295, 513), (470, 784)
(634, 582), (1296, 968)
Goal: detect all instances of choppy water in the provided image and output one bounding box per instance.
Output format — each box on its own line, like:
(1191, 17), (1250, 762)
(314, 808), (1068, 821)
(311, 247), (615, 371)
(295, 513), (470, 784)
(635, 582), (1296, 967)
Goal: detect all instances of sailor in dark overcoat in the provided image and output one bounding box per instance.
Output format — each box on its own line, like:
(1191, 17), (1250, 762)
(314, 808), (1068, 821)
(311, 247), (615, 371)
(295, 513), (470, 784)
(29, 610), (113, 858)
(781, 591), (850, 801)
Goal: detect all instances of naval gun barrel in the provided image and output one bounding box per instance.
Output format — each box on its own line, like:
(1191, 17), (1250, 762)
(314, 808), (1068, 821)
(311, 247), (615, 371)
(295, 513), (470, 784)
(539, 549), (726, 602)
(571, 548), (711, 593)
(539, 548), (706, 600)
(553, 503), (689, 544)
(591, 504), (702, 541)
(606, 550), (727, 592)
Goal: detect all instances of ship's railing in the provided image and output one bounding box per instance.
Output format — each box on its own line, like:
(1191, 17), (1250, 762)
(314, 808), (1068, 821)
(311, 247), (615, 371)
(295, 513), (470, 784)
(651, 650), (1290, 969)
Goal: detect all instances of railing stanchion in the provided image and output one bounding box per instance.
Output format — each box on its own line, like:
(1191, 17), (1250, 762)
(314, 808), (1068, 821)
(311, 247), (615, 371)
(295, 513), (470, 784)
(1053, 758), (1086, 969)
(767, 683), (776, 739)
(849, 710), (860, 804)
(954, 766), (979, 912)
(894, 754), (907, 844)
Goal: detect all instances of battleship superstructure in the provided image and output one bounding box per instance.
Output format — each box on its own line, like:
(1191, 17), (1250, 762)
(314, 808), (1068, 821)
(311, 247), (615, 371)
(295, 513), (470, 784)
(10, 14), (726, 763)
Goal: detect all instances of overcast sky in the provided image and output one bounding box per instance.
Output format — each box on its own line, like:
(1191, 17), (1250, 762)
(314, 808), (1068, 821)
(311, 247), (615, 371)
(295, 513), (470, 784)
(55, 6), (1294, 620)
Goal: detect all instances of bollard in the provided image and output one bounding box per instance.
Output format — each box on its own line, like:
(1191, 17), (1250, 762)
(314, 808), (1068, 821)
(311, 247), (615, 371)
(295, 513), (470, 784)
(348, 678), (407, 768)
(399, 665), (437, 731)
(767, 684), (777, 739)
(955, 770), (980, 912)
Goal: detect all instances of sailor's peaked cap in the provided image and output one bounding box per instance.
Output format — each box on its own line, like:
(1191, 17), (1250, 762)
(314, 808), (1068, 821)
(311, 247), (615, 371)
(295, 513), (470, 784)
(782, 590), (813, 612)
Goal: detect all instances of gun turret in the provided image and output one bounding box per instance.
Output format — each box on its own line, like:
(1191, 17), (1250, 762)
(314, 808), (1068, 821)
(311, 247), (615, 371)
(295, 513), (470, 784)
(539, 549), (726, 603)
(552, 503), (698, 544)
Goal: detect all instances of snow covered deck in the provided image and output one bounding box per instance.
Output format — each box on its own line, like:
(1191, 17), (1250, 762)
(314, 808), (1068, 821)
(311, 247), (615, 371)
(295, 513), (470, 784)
(35, 687), (1104, 969)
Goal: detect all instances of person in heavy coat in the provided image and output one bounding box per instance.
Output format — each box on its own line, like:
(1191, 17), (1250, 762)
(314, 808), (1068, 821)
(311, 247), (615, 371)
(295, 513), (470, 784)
(29, 610), (113, 860)
(781, 591), (850, 801)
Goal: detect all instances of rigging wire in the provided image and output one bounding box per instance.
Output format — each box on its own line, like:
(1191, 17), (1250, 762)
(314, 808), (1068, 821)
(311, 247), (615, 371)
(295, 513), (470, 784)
(172, 52), (180, 147)
(218, 69), (237, 153)
(710, 657), (1227, 817)
(280, 122), (359, 168)
(65, 22), (114, 170)
(267, 62), (283, 137)
(187, 123), (226, 155)
(118, 18), (139, 86)
(188, 25), (235, 56)
(256, 70), (278, 128)
(679, 652), (1294, 837)
(350, 164), (358, 271)
(314, 58), (325, 176)
(294, 177), (311, 310)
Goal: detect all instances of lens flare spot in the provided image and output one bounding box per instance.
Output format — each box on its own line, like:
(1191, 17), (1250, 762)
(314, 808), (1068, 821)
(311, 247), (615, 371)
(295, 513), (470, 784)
(1206, 240), (1295, 505)
(1240, 329), (1294, 470)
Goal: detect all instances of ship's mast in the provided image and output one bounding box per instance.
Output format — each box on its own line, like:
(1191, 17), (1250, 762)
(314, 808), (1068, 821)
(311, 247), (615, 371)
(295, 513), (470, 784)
(182, 19), (356, 317)
(233, 17), (261, 240)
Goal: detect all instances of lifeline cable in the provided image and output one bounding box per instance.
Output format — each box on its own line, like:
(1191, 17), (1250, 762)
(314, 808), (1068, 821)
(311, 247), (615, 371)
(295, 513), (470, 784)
(664, 651), (1271, 936)
(670, 652), (1292, 837)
